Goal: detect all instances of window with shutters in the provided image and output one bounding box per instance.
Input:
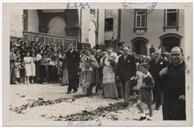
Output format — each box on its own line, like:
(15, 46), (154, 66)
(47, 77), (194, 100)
(134, 9), (147, 32)
(164, 9), (179, 31)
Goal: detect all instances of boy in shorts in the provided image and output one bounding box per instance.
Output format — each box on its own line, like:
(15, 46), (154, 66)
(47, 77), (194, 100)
(136, 63), (155, 120)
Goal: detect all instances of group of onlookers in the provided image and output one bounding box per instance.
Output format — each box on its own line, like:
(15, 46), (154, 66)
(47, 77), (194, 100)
(10, 40), (69, 85)
(10, 39), (185, 120)
(65, 44), (186, 120)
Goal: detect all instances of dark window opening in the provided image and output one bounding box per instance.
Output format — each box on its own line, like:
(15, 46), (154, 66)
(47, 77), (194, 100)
(163, 9), (179, 31)
(167, 12), (177, 26)
(105, 18), (113, 31)
(162, 37), (180, 52)
(132, 40), (147, 55)
(90, 9), (96, 15)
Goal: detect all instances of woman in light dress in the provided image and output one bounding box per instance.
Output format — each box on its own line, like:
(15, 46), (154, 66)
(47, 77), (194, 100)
(101, 48), (118, 99)
(61, 52), (69, 85)
(31, 53), (36, 83)
(24, 52), (33, 84)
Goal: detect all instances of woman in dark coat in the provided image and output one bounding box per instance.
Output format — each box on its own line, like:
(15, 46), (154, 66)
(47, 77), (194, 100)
(159, 47), (186, 120)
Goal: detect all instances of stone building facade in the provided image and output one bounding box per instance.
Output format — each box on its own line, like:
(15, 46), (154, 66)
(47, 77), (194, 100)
(9, 8), (184, 54)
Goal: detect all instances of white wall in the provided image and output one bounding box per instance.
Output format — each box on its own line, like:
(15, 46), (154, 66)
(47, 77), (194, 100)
(81, 9), (90, 43)
(81, 9), (101, 47)
(113, 10), (118, 40)
(98, 9), (105, 45)
(104, 31), (113, 40)
(104, 9), (118, 40)
(9, 8), (24, 37)
(28, 10), (39, 32)
(89, 21), (96, 48)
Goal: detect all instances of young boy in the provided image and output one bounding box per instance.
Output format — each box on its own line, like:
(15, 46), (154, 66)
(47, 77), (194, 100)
(136, 63), (155, 120)
(20, 59), (26, 84)
(15, 57), (21, 84)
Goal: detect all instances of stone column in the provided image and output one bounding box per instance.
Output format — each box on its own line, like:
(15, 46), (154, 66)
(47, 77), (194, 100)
(80, 9), (90, 43)
(97, 9), (105, 46)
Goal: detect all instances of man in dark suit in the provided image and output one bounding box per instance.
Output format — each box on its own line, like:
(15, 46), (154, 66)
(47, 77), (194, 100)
(116, 47), (136, 102)
(10, 47), (16, 84)
(94, 49), (103, 94)
(149, 51), (167, 110)
(66, 44), (80, 94)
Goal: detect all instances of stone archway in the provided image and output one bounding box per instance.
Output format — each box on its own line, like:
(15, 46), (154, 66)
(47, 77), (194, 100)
(37, 9), (80, 38)
(160, 33), (182, 52)
(131, 37), (149, 55)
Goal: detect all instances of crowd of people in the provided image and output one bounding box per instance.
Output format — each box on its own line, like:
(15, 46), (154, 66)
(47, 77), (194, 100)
(10, 40), (70, 85)
(10, 39), (185, 120)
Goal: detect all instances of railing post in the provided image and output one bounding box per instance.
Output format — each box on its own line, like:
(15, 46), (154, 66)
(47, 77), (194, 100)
(44, 36), (46, 45)
(22, 31), (78, 48)
(63, 38), (65, 46)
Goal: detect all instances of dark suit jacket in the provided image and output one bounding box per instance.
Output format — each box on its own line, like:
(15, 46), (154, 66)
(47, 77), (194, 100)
(116, 54), (136, 81)
(149, 58), (167, 86)
(66, 50), (80, 75)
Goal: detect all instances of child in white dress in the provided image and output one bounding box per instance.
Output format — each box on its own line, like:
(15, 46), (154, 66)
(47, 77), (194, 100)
(31, 53), (36, 83)
(132, 64), (145, 91)
(24, 52), (33, 84)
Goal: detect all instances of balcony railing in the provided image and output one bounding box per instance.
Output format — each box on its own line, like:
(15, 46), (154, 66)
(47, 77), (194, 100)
(23, 31), (78, 47)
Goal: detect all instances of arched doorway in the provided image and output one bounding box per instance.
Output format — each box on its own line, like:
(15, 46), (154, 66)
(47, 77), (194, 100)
(48, 16), (66, 35)
(37, 9), (79, 38)
(89, 20), (96, 48)
(160, 33), (182, 52)
(132, 37), (148, 55)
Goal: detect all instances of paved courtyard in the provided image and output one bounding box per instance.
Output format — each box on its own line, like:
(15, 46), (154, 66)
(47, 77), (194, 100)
(7, 84), (162, 126)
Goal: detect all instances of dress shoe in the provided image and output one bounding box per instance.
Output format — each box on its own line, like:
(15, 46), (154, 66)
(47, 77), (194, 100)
(155, 107), (160, 110)
(66, 91), (71, 94)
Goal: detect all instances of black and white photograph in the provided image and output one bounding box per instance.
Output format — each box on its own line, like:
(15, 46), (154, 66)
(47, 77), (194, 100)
(2, 2), (192, 126)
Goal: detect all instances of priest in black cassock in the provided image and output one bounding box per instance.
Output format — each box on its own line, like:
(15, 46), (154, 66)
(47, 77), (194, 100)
(160, 46), (186, 120)
(66, 43), (80, 94)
